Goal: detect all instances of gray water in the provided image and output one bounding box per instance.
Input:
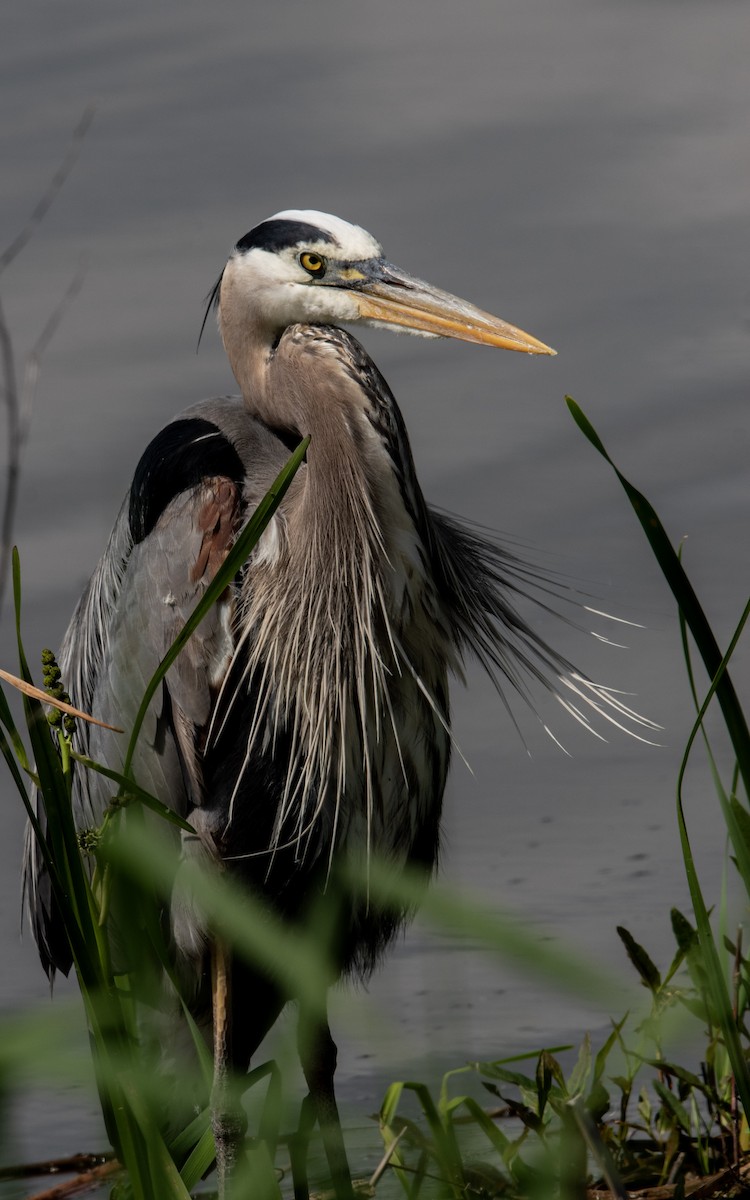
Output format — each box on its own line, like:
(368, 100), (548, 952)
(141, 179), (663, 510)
(1, 0), (749, 1187)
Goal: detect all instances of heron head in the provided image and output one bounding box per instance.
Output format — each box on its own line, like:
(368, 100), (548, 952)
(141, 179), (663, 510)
(209, 209), (555, 356)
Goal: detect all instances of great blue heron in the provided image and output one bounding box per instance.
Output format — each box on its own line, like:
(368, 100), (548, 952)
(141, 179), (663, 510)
(24, 210), (651, 1197)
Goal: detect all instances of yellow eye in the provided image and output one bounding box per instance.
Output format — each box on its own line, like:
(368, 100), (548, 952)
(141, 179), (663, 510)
(299, 251), (326, 276)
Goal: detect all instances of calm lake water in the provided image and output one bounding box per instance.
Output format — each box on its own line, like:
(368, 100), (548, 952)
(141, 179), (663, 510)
(2, 0), (749, 1190)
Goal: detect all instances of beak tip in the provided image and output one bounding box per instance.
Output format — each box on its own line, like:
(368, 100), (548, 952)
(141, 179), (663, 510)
(520, 338), (556, 357)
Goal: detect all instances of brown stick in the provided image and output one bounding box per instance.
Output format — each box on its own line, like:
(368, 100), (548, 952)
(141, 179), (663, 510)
(24, 1159), (120, 1200)
(0, 668), (123, 730)
(0, 1152), (111, 1181)
(0, 107), (94, 278)
(0, 106), (93, 612)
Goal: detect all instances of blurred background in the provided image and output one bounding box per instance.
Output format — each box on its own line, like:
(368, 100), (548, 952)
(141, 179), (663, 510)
(1, 0), (749, 1179)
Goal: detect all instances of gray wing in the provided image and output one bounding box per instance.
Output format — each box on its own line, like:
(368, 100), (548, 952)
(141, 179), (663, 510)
(23, 397), (292, 979)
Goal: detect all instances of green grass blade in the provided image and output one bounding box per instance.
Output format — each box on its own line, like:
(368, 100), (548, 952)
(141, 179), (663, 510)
(379, 1081), (465, 1198)
(247, 1059), (283, 1151)
(476, 1063), (537, 1090)
(5, 450), (308, 1196)
(593, 1017), (626, 1084)
(566, 397), (750, 796)
(7, 449), (313, 1199)
(119, 1072), (193, 1199)
(443, 1095), (512, 1159)
(9, 552), (164, 1190)
(177, 1061), (284, 1191)
(652, 1079), (692, 1135)
(676, 603), (750, 900)
(12, 550), (107, 986)
(567, 1096), (628, 1200)
(378, 1084), (417, 1197)
(641, 1059), (705, 1093)
(676, 777), (750, 1117)
(380, 1081), (406, 1129)
(0, 693), (30, 804)
(477, 1046), (572, 1069)
(352, 856), (622, 1006)
(569, 400), (750, 1123)
(438, 1065), (473, 1113)
(565, 1034), (592, 1099)
(71, 751), (195, 833)
(400, 1082), (464, 1186)
(179, 1123), (214, 1192)
(99, 817), (333, 1012)
(169, 1106), (210, 1163)
(0, 673), (31, 769)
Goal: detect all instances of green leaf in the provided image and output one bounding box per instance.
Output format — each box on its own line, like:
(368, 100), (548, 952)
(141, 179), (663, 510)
(379, 1081), (405, 1129)
(567, 1095), (628, 1200)
(729, 798), (750, 876)
(586, 1080), (610, 1124)
(593, 1016), (627, 1084)
(71, 752), (194, 833)
(438, 1064), (473, 1113)
(566, 1034), (592, 1099)
(617, 926), (661, 992)
(402, 1081), (465, 1186)
(475, 1045), (572, 1070)
(610, 1075), (632, 1094)
(178, 1123), (214, 1193)
(670, 909), (697, 957)
(537, 1050), (565, 1116)
(445, 1095), (513, 1161)
(653, 1080), (692, 1135)
(477, 1064), (537, 1090)
(641, 1059), (704, 1093)
(499, 1094), (544, 1134)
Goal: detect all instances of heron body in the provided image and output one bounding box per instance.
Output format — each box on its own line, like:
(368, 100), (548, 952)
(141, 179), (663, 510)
(25, 210), (645, 1194)
(80, 377), (451, 978)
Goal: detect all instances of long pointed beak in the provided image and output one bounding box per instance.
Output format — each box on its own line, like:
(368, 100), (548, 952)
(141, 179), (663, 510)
(336, 261), (556, 356)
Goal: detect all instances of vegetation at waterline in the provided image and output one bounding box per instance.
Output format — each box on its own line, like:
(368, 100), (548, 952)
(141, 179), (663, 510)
(1, 401), (749, 1199)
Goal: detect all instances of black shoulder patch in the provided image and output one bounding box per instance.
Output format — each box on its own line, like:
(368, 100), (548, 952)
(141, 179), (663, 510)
(235, 219), (338, 255)
(129, 418), (245, 544)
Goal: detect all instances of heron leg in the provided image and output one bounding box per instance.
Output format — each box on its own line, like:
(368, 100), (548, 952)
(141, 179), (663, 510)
(211, 946), (287, 1197)
(297, 1000), (354, 1200)
(211, 937), (247, 1199)
(289, 1092), (317, 1200)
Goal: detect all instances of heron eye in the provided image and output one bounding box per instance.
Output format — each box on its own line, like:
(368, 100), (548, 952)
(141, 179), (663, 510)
(299, 251), (326, 277)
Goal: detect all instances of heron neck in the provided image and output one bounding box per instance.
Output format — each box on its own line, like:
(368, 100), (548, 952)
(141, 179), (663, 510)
(224, 321), (395, 513)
